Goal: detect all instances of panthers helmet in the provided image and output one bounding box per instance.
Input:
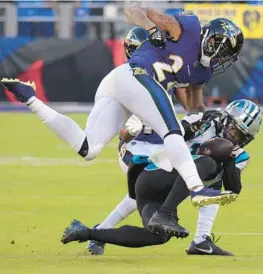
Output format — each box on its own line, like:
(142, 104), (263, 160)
(222, 99), (262, 147)
(201, 18), (244, 75)
(124, 27), (148, 59)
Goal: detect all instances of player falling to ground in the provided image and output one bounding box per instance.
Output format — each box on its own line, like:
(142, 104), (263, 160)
(1, 9), (244, 211)
(61, 99), (262, 256)
(88, 100), (260, 256)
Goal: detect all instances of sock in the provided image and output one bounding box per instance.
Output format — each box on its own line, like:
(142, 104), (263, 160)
(90, 225), (169, 247)
(28, 98), (87, 153)
(194, 204), (219, 244)
(164, 134), (203, 190)
(97, 194), (137, 229)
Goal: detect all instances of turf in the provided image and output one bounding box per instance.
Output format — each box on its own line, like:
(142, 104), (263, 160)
(1, 113), (263, 274)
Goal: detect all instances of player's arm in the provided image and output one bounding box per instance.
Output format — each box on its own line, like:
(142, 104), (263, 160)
(124, 7), (181, 40)
(222, 158), (242, 194)
(186, 85), (206, 113)
(222, 149), (249, 194)
(174, 88), (187, 110)
(181, 112), (204, 141)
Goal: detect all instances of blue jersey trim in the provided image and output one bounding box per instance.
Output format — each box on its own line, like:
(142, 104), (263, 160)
(235, 151), (250, 164)
(131, 155), (149, 165)
(145, 163), (160, 171)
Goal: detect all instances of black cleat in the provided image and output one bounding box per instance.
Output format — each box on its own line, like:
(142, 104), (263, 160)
(61, 219), (90, 244)
(147, 209), (189, 238)
(88, 224), (105, 255)
(186, 234), (233, 256)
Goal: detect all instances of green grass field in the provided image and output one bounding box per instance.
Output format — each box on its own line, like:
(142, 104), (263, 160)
(1, 113), (263, 274)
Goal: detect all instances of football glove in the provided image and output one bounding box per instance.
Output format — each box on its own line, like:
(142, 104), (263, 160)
(182, 112), (203, 133)
(125, 115), (143, 137)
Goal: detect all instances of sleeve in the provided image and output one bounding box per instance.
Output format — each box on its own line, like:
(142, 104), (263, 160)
(173, 10), (201, 36)
(232, 147), (250, 171)
(222, 158), (242, 194)
(222, 149), (250, 194)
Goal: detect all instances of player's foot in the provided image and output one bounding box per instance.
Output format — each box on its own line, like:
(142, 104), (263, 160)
(191, 187), (238, 208)
(186, 235), (233, 256)
(1, 78), (36, 103)
(88, 224), (105, 255)
(147, 209), (189, 238)
(61, 219), (90, 244)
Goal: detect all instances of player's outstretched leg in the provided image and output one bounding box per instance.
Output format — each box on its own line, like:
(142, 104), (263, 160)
(88, 194), (137, 255)
(61, 219), (170, 248)
(1, 78), (130, 161)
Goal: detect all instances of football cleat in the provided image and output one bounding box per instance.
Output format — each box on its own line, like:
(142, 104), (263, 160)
(61, 219), (90, 244)
(88, 224), (105, 255)
(147, 209), (189, 238)
(186, 234), (233, 256)
(88, 240), (105, 255)
(191, 187), (238, 208)
(1, 78), (36, 103)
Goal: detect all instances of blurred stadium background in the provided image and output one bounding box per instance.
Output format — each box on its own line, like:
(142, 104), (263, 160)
(0, 0), (263, 112)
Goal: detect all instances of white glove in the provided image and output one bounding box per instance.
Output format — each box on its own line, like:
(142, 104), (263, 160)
(182, 112), (203, 124)
(182, 112), (203, 133)
(125, 115), (143, 137)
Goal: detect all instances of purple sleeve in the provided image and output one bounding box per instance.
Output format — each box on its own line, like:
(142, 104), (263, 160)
(174, 11), (201, 36)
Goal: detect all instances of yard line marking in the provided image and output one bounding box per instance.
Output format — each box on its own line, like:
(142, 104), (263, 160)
(0, 156), (117, 166)
(215, 232), (263, 236)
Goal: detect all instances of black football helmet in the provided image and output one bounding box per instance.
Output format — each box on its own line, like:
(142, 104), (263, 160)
(200, 18), (244, 75)
(124, 27), (148, 59)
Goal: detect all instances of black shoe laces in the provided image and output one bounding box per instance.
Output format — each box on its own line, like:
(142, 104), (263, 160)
(203, 233), (221, 244)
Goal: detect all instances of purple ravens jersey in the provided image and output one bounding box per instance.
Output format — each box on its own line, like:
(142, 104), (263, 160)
(128, 11), (212, 91)
(134, 126), (163, 144)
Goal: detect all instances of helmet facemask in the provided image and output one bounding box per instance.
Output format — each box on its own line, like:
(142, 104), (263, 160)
(201, 30), (237, 75)
(222, 114), (254, 147)
(200, 18), (243, 75)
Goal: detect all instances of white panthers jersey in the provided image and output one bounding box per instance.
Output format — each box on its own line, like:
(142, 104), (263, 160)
(149, 118), (250, 185)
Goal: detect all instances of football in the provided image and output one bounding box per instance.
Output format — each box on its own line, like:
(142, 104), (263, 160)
(197, 137), (234, 163)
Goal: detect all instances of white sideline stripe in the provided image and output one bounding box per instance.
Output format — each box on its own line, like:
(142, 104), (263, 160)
(0, 156), (117, 166)
(1, 254), (263, 261)
(0, 211), (39, 215)
(215, 232), (263, 236)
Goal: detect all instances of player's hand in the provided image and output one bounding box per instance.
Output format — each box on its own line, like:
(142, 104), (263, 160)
(148, 26), (166, 48)
(182, 112), (203, 133)
(202, 109), (223, 123)
(125, 115), (143, 137)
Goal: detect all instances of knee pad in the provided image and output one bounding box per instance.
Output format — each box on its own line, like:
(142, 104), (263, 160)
(78, 137), (103, 160)
(78, 137), (89, 157)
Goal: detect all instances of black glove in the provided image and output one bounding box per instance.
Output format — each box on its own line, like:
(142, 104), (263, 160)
(148, 26), (166, 48)
(202, 109), (223, 123)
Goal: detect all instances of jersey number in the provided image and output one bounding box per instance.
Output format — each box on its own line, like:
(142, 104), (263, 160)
(152, 54), (184, 90)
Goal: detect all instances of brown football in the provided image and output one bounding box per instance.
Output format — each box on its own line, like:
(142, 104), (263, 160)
(197, 137), (234, 163)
